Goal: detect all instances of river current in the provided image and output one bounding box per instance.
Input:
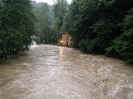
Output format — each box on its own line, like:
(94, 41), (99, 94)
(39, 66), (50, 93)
(0, 44), (133, 99)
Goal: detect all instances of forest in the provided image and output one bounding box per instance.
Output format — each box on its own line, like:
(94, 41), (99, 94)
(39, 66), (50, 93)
(0, 0), (133, 64)
(0, 0), (36, 58)
(65, 0), (133, 64)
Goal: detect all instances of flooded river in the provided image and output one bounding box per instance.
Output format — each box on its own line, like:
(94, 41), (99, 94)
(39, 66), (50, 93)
(0, 44), (133, 99)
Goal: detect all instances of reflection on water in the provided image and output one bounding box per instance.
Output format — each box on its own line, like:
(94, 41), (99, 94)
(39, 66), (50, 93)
(59, 47), (64, 61)
(0, 44), (133, 99)
(59, 47), (63, 55)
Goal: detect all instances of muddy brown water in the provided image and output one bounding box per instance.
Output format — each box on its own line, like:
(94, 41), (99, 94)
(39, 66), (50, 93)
(0, 44), (133, 99)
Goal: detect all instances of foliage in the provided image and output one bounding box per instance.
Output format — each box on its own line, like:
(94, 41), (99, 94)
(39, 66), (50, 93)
(0, 0), (36, 58)
(65, 0), (133, 64)
(53, 0), (68, 33)
(33, 2), (67, 44)
(32, 0), (69, 44)
(65, 0), (84, 47)
(106, 8), (133, 64)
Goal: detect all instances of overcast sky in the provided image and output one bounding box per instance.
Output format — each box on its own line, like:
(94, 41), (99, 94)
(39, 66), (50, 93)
(34, 0), (72, 5)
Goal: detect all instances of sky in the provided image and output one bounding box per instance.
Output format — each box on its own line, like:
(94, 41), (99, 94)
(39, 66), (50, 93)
(34, 0), (72, 5)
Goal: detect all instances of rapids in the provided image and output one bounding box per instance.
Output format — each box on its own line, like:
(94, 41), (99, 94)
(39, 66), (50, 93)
(0, 44), (133, 99)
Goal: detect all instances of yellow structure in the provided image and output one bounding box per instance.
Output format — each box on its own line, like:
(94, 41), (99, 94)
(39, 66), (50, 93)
(61, 33), (72, 47)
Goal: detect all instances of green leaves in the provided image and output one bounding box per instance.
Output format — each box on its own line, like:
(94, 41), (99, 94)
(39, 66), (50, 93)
(65, 0), (133, 64)
(106, 8), (133, 64)
(53, 0), (68, 32)
(0, 0), (36, 57)
(33, 3), (59, 44)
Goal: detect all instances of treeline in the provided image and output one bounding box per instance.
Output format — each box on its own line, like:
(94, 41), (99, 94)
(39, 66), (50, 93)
(33, 3), (56, 44)
(1, 0), (133, 64)
(65, 0), (133, 64)
(0, 0), (69, 58)
(33, 0), (68, 44)
(0, 0), (36, 58)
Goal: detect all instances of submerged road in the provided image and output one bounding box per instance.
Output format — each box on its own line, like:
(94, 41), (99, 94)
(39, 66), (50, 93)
(0, 44), (133, 99)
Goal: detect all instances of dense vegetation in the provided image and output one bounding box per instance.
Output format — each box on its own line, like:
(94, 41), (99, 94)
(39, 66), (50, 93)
(0, 0), (133, 64)
(0, 0), (69, 58)
(65, 0), (133, 64)
(33, 0), (68, 44)
(33, 3), (55, 44)
(0, 0), (36, 58)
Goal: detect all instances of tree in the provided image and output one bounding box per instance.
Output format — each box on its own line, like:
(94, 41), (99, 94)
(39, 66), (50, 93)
(34, 3), (58, 44)
(65, 0), (133, 64)
(66, 0), (133, 54)
(0, 0), (36, 57)
(53, 0), (68, 33)
(65, 0), (84, 48)
(106, 8), (133, 64)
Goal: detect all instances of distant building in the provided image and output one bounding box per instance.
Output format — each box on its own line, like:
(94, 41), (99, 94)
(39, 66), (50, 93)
(61, 33), (72, 48)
